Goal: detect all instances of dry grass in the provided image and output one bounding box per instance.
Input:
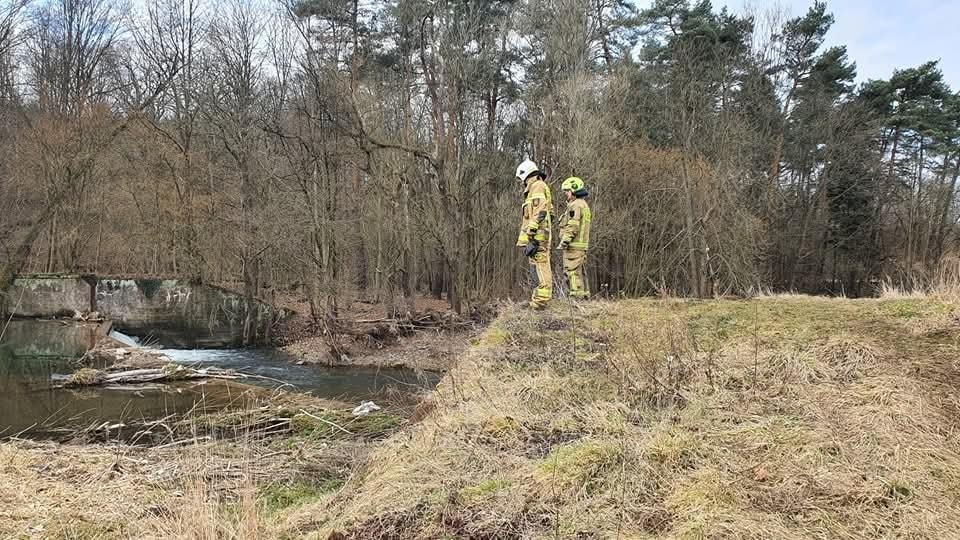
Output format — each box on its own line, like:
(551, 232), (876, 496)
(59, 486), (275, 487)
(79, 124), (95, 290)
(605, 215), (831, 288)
(910, 310), (960, 337)
(0, 390), (395, 539)
(880, 256), (960, 301)
(878, 281), (930, 299)
(66, 367), (105, 386)
(294, 297), (960, 539)
(752, 288), (846, 300)
(811, 335), (885, 382)
(7, 297), (960, 538)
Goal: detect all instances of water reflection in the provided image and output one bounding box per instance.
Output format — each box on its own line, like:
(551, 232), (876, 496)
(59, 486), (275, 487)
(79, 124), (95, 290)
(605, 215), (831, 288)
(0, 319), (99, 358)
(0, 320), (440, 437)
(0, 323), (238, 436)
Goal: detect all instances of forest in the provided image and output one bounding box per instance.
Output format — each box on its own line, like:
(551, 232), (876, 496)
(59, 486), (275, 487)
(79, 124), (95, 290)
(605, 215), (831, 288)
(1, 0), (958, 318)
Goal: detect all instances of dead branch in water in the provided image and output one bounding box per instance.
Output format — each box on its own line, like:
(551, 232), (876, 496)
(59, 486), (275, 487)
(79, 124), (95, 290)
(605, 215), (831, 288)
(57, 364), (252, 387)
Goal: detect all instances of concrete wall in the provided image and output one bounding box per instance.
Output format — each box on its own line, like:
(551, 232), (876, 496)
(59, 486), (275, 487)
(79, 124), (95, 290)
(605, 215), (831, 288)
(3, 275), (94, 317)
(5, 276), (279, 348)
(96, 279), (277, 348)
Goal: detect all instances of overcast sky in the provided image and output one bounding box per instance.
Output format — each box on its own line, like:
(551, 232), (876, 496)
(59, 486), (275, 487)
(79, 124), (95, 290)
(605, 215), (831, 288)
(636, 0), (959, 90)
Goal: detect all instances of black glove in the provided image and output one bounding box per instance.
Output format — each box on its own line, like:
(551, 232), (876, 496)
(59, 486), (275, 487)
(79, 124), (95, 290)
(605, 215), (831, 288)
(523, 238), (539, 258)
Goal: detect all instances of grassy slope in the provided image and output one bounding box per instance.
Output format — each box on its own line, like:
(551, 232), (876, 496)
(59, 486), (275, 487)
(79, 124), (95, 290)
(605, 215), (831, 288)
(295, 297), (960, 539)
(0, 391), (402, 539)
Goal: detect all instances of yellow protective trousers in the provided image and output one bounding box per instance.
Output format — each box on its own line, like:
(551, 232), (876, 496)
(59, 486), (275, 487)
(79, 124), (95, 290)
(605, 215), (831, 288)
(529, 246), (552, 308)
(563, 249), (588, 298)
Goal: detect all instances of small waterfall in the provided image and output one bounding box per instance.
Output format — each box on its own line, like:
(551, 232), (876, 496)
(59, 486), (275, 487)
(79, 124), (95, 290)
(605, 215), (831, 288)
(108, 329), (142, 348)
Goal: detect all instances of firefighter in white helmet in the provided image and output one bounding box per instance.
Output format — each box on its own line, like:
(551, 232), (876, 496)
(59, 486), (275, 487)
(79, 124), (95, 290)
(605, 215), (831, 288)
(515, 159), (552, 309)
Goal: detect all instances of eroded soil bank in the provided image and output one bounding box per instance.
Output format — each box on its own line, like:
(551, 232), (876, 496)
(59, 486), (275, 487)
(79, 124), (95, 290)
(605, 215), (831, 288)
(273, 293), (482, 372)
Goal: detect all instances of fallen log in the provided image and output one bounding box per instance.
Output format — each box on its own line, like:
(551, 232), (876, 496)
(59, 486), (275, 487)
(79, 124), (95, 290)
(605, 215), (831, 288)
(55, 364), (249, 388)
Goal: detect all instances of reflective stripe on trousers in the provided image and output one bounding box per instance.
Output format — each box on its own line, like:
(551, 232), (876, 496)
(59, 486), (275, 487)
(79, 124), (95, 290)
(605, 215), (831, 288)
(563, 250), (589, 298)
(529, 248), (552, 306)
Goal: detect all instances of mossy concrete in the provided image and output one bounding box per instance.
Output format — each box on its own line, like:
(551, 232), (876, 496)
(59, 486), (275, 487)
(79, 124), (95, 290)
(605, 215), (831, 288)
(3, 275), (94, 317)
(95, 278), (279, 347)
(4, 275), (282, 347)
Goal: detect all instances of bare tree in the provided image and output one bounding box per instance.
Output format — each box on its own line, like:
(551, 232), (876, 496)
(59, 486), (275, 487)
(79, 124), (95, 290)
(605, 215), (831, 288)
(201, 0), (271, 343)
(128, 0), (207, 278)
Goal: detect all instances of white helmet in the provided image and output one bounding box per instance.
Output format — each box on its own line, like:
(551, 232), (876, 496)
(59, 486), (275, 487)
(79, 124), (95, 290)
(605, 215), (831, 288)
(515, 159), (539, 181)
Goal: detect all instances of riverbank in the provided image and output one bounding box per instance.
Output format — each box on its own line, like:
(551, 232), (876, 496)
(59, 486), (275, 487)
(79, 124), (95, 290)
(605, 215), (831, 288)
(0, 390), (412, 538)
(297, 296), (960, 538)
(0, 318), (441, 536)
(12, 296), (957, 538)
(282, 331), (468, 371)
(273, 292), (482, 372)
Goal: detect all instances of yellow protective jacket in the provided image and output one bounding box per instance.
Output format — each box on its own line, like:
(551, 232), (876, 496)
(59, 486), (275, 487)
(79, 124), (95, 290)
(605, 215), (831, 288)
(516, 178), (552, 246)
(559, 197), (591, 250)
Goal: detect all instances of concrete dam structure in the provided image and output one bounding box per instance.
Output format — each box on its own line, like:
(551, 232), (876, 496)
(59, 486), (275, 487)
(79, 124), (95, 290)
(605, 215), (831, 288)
(2, 275), (281, 347)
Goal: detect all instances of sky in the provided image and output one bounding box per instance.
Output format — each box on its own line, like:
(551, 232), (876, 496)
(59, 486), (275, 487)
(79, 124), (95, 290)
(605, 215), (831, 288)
(637, 0), (960, 90)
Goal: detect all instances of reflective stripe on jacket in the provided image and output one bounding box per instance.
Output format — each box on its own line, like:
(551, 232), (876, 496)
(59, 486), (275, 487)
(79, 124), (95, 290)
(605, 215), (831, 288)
(517, 179), (552, 244)
(559, 197), (591, 250)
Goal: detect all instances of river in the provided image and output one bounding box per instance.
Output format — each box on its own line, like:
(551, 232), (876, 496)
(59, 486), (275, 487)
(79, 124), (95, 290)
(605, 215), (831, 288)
(0, 319), (440, 437)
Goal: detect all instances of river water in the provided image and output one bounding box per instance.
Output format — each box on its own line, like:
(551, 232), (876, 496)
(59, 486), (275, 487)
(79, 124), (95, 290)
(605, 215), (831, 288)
(0, 320), (440, 437)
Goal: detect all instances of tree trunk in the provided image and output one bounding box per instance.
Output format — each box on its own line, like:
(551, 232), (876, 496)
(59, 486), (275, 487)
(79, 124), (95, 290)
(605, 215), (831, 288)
(310, 162), (326, 322)
(401, 179), (415, 314)
(768, 81), (798, 215)
(46, 210), (57, 273)
(681, 157), (702, 297)
(887, 128), (900, 178)
(933, 154), (960, 262)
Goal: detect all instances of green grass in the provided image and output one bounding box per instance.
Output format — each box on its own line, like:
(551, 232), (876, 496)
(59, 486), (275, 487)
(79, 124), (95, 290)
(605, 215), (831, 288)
(261, 479), (344, 514)
(290, 410), (402, 440)
(537, 439), (621, 492)
(458, 479), (511, 501)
